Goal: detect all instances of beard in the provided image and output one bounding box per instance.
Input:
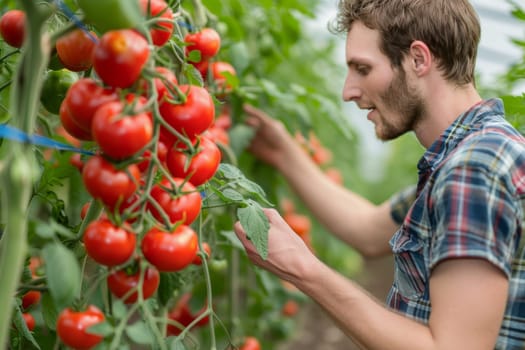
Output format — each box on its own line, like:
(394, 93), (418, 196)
(374, 67), (425, 141)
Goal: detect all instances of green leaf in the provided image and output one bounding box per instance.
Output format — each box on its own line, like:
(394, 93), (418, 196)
(237, 200), (269, 259)
(168, 337), (188, 350)
(12, 305), (41, 349)
(125, 321), (154, 345)
(228, 124), (256, 156)
(220, 230), (246, 250)
(41, 292), (58, 331)
(221, 188), (245, 202)
(112, 299), (127, 319)
(217, 163), (244, 180)
(157, 272), (185, 307)
(237, 179), (272, 206)
(87, 321), (115, 337)
(42, 242), (80, 309)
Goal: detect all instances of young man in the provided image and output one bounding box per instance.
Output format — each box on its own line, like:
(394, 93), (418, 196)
(233, 0), (525, 349)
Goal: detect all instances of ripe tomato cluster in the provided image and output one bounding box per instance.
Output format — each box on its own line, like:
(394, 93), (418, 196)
(13, 0), (237, 347)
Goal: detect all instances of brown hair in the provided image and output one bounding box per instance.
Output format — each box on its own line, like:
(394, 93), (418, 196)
(330, 0), (480, 85)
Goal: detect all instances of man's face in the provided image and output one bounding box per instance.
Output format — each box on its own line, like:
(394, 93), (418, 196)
(342, 21), (425, 141)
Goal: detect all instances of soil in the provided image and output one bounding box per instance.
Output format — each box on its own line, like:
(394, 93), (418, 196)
(278, 255), (395, 350)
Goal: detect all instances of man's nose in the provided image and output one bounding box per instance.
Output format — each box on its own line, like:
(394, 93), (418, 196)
(342, 74), (361, 102)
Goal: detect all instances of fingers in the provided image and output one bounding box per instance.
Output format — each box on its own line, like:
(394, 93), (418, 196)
(243, 104), (271, 120)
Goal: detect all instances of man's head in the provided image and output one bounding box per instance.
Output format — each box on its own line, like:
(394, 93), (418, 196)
(331, 0), (480, 86)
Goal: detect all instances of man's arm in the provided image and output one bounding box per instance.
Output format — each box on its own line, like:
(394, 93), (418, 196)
(234, 209), (509, 350)
(244, 105), (398, 257)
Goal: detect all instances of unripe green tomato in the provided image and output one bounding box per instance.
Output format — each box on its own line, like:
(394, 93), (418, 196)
(40, 69), (78, 115)
(76, 0), (143, 33)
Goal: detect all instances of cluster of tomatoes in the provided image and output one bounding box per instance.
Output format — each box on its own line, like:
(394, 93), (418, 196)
(0, 0), (246, 348)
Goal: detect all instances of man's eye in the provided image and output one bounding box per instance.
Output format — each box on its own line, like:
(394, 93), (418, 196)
(356, 66), (369, 75)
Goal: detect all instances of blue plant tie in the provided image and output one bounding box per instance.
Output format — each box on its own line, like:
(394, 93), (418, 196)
(0, 124), (94, 155)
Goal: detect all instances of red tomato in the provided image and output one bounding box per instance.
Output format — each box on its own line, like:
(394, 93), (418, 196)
(23, 313), (35, 331)
(141, 225), (198, 272)
(204, 126), (229, 146)
(210, 61), (236, 93)
(82, 155), (141, 210)
(59, 99), (93, 141)
(184, 28), (221, 60)
(166, 293), (209, 335)
(21, 290), (41, 310)
(166, 136), (221, 186)
(137, 139), (168, 173)
(190, 59), (209, 78)
(55, 29), (97, 72)
(63, 78), (119, 132)
(138, 66), (178, 102)
(83, 218), (136, 266)
(56, 305), (105, 350)
(282, 300), (299, 317)
(283, 212), (311, 237)
(0, 10), (25, 48)
(139, 0), (174, 46)
(93, 29), (150, 88)
(92, 99), (153, 160)
(192, 242), (211, 266)
(147, 178), (202, 226)
(70, 153), (84, 172)
(159, 84), (215, 142)
(240, 336), (261, 350)
(107, 264), (160, 303)
(213, 106), (232, 130)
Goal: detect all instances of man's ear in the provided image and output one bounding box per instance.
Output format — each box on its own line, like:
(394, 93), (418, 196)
(409, 40), (432, 76)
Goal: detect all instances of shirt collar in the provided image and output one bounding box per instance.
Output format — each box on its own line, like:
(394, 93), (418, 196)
(417, 98), (504, 173)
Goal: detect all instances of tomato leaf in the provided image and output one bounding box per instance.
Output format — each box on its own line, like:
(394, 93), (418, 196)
(42, 242), (80, 309)
(87, 321), (114, 337)
(237, 200), (269, 259)
(12, 305), (40, 349)
(168, 337), (188, 350)
(125, 321), (154, 345)
(158, 272), (185, 307)
(41, 292), (58, 331)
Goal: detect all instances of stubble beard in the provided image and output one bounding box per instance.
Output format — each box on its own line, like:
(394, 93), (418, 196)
(375, 67), (425, 141)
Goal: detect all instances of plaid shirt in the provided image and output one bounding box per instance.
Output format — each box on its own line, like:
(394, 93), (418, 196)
(387, 99), (525, 350)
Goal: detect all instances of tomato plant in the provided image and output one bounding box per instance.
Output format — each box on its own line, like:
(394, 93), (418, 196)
(92, 29), (150, 88)
(141, 225), (198, 272)
(0, 10), (25, 48)
(56, 305), (105, 349)
(83, 218), (136, 266)
(0, 0), (365, 348)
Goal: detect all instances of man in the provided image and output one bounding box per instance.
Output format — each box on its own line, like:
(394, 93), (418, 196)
(233, 0), (525, 349)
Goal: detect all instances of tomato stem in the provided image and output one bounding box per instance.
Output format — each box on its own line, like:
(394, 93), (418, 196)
(0, 1), (52, 348)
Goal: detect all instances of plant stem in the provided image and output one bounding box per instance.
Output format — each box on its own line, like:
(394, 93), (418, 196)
(0, 1), (52, 348)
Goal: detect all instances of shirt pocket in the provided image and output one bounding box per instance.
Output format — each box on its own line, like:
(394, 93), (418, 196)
(390, 226), (427, 301)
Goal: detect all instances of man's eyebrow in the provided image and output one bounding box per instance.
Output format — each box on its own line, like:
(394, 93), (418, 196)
(346, 58), (369, 68)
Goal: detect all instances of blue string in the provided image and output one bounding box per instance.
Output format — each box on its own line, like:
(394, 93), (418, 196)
(53, 0), (98, 43)
(0, 124), (94, 155)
